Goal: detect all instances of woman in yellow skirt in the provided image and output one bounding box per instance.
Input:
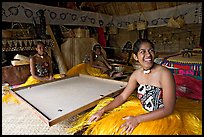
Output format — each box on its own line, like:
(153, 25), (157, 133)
(20, 41), (65, 87)
(67, 43), (122, 79)
(2, 41), (65, 104)
(67, 39), (202, 135)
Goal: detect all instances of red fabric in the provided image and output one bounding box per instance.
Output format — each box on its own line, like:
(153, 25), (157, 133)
(98, 27), (106, 48)
(173, 64), (190, 70)
(174, 74), (202, 100)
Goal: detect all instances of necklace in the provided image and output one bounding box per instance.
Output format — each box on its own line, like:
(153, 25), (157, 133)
(38, 54), (44, 59)
(143, 63), (155, 74)
(143, 69), (151, 74)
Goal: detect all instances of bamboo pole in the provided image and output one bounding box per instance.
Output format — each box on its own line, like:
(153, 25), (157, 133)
(46, 25), (67, 74)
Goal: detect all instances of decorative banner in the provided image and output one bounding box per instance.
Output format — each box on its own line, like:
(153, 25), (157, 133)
(2, 2), (202, 29)
(113, 2), (202, 28)
(2, 39), (54, 51)
(2, 2), (113, 28)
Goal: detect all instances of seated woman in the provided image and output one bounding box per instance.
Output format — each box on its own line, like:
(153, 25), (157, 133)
(2, 41), (65, 104)
(120, 41), (133, 65)
(67, 39), (202, 135)
(20, 41), (65, 87)
(89, 44), (123, 78)
(67, 44), (123, 79)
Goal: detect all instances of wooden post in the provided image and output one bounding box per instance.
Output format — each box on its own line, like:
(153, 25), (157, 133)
(46, 25), (67, 74)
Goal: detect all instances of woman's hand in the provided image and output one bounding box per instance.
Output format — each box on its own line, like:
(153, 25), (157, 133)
(43, 76), (54, 81)
(48, 76), (55, 80)
(88, 109), (104, 124)
(101, 67), (108, 73)
(108, 65), (112, 70)
(120, 116), (140, 135)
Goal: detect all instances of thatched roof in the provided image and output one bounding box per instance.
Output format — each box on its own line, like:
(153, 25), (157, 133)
(92, 2), (189, 16)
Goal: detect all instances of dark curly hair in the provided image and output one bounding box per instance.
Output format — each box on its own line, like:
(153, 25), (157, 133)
(122, 41), (132, 53)
(36, 41), (46, 48)
(133, 39), (155, 55)
(93, 44), (101, 51)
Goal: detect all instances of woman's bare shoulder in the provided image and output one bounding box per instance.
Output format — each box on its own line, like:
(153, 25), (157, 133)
(155, 64), (170, 73)
(155, 64), (174, 80)
(129, 69), (141, 79)
(30, 54), (37, 60)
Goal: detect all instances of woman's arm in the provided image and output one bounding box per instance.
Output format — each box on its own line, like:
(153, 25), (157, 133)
(47, 55), (54, 79)
(100, 54), (112, 69)
(89, 52), (109, 70)
(89, 52), (94, 65)
(88, 71), (138, 123)
(89, 52), (101, 69)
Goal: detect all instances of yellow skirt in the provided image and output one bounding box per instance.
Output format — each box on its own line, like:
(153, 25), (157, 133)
(66, 63), (109, 78)
(67, 96), (202, 135)
(2, 92), (20, 104)
(20, 74), (62, 87)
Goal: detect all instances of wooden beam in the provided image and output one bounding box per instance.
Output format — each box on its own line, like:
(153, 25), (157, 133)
(46, 25), (67, 74)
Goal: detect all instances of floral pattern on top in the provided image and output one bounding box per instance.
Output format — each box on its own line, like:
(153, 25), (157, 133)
(35, 62), (50, 77)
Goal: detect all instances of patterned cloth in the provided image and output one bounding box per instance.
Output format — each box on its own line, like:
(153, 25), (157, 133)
(35, 62), (50, 77)
(137, 84), (164, 112)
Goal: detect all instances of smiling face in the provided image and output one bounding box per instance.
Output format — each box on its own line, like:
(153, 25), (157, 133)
(133, 40), (155, 70)
(36, 42), (45, 55)
(137, 42), (155, 69)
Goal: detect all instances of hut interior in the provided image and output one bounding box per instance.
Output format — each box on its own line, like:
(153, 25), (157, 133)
(2, 1), (202, 87)
(2, 2), (202, 85)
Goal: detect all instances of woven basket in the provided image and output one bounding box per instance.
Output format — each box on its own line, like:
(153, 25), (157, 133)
(137, 21), (148, 30)
(127, 23), (137, 31)
(167, 16), (185, 28)
(175, 16), (185, 28)
(167, 17), (180, 28)
(109, 26), (118, 34)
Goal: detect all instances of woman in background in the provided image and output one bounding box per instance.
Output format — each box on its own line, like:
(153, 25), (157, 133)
(20, 41), (65, 87)
(89, 44), (123, 78)
(119, 41), (133, 65)
(67, 43), (123, 79)
(107, 41), (133, 66)
(2, 41), (65, 104)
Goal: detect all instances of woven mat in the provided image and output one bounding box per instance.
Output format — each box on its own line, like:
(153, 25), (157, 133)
(167, 54), (202, 64)
(2, 102), (80, 135)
